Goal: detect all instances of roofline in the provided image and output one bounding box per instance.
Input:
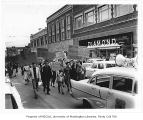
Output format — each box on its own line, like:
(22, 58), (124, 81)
(46, 5), (73, 23)
(30, 27), (47, 38)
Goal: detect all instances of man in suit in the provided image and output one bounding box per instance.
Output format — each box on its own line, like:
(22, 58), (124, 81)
(30, 62), (41, 99)
(42, 60), (52, 95)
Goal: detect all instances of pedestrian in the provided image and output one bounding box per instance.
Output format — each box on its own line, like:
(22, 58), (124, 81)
(70, 61), (77, 80)
(76, 61), (86, 81)
(57, 70), (65, 94)
(29, 62), (41, 99)
(51, 70), (56, 87)
(23, 65), (29, 85)
(64, 62), (72, 91)
(42, 60), (52, 95)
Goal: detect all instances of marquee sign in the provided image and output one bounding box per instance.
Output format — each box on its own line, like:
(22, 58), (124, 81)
(87, 38), (121, 49)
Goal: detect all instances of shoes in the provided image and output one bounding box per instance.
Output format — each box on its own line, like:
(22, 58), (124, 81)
(35, 95), (37, 99)
(43, 88), (45, 92)
(36, 89), (38, 91)
(47, 92), (50, 95)
(53, 85), (55, 87)
(62, 92), (64, 95)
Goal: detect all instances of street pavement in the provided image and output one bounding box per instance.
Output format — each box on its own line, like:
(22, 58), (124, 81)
(9, 73), (83, 109)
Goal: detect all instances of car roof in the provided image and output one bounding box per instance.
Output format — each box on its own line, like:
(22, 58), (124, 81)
(92, 67), (137, 79)
(93, 60), (115, 64)
(88, 58), (103, 61)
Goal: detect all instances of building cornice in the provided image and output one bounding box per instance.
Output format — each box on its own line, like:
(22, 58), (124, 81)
(46, 5), (73, 23)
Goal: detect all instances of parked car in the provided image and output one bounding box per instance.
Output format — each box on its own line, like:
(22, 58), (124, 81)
(70, 67), (138, 109)
(86, 61), (116, 78)
(86, 58), (103, 63)
(5, 77), (23, 109)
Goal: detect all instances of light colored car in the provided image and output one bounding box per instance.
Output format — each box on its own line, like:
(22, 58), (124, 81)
(70, 67), (138, 109)
(86, 61), (116, 78)
(5, 77), (23, 109)
(86, 58), (103, 63)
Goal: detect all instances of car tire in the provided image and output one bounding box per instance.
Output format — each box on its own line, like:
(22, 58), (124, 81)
(83, 100), (92, 109)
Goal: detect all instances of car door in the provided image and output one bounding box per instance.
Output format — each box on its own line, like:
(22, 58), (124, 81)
(93, 74), (111, 108)
(106, 76), (135, 109)
(70, 76), (100, 100)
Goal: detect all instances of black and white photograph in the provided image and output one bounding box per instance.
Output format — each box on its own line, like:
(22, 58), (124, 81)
(1, 0), (143, 119)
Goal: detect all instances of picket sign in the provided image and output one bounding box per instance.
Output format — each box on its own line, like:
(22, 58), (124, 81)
(51, 62), (61, 71)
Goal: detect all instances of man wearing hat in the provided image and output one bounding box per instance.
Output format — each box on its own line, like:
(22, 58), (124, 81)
(42, 60), (52, 95)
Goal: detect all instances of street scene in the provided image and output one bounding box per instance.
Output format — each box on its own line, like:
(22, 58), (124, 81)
(4, 3), (139, 109)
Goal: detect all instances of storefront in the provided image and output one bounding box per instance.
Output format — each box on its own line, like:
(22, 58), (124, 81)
(79, 32), (134, 58)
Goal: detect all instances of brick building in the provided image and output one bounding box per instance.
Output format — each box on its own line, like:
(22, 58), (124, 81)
(30, 28), (48, 51)
(46, 5), (73, 60)
(72, 4), (138, 58)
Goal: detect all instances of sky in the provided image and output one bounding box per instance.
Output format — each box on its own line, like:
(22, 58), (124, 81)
(3, 1), (65, 47)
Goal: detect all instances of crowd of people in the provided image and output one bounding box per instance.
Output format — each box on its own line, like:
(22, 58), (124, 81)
(5, 59), (86, 99)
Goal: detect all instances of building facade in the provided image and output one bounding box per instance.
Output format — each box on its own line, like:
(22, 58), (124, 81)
(72, 4), (138, 58)
(46, 5), (73, 60)
(30, 28), (48, 52)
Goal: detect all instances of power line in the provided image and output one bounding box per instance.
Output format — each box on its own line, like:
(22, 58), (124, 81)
(32, 5), (42, 16)
(24, 5), (31, 14)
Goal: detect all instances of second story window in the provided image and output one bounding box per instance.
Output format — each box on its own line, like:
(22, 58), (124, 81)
(41, 37), (43, 46)
(56, 21), (60, 41)
(98, 5), (111, 22)
(85, 10), (95, 26)
(37, 39), (39, 47)
(48, 24), (51, 44)
(66, 15), (71, 39)
(75, 15), (83, 29)
(114, 5), (133, 17)
(45, 36), (47, 45)
(61, 18), (65, 40)
(34, 40), (36, 47)
(52, 23), (55, 42)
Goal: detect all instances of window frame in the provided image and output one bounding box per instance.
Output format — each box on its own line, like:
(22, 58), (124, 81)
(113, 4), (134, 18)
(98, 5), (112, 23)
(84, 8), (96, 26)
(61, 18), (65, 40)
(88, 74), (111, 89)
(52, 23), (55, 42)
(74, 13), (83, 30)
(66, 14), (71, 39)
(111, 75), (134, 94)
(56, 20), (60, 41)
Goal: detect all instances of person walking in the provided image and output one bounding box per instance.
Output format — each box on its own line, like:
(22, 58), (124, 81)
(70, 61), (77, 80)
(42, 60), (52, 95)
(29, 62), (41, 99)
(64, 62), (72, 91)
(51, 70), (56, 87)
(57, 70), (65, 94)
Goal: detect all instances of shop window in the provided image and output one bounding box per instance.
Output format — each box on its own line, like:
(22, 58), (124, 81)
(75, 15), (83, 29)
(112, 76), (133, 93)
(114, 5), (133, 17)
(98, 5), (111, 22)
(85, 10), (95, 26)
